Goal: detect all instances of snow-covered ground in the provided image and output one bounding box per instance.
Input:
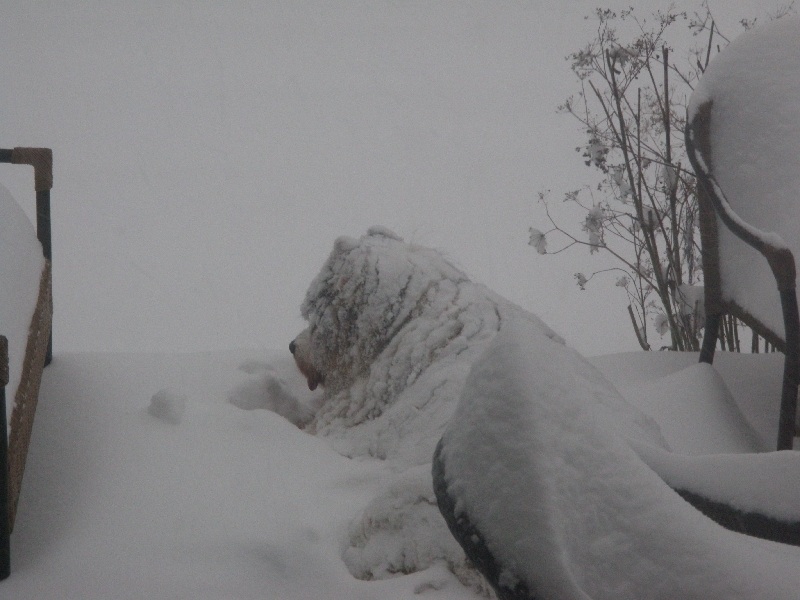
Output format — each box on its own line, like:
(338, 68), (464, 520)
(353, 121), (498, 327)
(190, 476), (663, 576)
(0, 344), (793, 599)
(5, 350), (476, 599)
(0, 180), (797, 598)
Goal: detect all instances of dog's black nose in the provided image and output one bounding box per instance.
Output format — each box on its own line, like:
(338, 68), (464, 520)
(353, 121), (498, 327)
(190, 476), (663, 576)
(289, 340), (296, 354)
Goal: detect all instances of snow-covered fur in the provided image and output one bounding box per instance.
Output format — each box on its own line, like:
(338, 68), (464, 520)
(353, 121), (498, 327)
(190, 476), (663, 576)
(291, 227), (563, 592)
(293, 226), (563, 464)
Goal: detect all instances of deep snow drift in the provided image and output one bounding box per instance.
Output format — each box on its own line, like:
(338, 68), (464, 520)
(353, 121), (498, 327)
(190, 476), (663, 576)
(5, 350), (485, 600)
(2, 228), (797, 598)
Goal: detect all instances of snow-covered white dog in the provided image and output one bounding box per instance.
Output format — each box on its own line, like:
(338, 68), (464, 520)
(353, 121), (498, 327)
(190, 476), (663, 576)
(290, 226), (563, 590)
(291, 226), (563, 464)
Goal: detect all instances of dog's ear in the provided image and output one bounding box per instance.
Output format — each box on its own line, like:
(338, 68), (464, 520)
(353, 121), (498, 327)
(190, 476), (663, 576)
(366, 226), (402, 241)
(333, 236), (358, 256)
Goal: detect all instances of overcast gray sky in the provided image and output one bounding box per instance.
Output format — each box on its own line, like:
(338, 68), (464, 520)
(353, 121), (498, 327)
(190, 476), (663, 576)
(0, 1), (771, 357)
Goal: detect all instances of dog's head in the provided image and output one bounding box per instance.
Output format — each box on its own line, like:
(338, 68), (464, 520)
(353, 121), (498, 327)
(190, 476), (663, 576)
(290, 227), (467, 395)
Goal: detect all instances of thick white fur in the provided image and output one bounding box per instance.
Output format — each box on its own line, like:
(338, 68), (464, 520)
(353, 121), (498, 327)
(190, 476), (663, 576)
(290, 227), (566, 592)
(292, 226), (563, 463)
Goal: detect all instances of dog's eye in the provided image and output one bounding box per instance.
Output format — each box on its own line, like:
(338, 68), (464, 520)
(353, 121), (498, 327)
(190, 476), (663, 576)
(289, 340), (296, 354)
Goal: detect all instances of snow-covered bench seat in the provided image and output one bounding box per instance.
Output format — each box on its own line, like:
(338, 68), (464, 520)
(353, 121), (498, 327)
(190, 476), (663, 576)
(685, 17), (800, 449)
(433, 318), (800, 600)
(0, 148), (53, 531)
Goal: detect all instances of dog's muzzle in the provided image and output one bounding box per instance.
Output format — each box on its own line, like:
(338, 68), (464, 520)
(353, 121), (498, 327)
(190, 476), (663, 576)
(289, 332), (324, 391)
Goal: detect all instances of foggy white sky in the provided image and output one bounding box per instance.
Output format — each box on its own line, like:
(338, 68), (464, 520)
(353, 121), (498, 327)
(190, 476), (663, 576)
(0, 1), (771, 357)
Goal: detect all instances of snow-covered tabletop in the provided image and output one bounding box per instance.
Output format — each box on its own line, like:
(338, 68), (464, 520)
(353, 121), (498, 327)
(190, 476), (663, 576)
(0, 184), (45, 432)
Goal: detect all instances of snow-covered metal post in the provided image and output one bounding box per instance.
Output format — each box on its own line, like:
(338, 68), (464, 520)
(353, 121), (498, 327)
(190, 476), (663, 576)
(0, 335), (10, 580)
(0, 148), (52, 365)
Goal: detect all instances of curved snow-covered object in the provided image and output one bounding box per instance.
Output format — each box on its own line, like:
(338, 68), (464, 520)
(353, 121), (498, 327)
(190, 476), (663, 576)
(435, 318), (800, 600)
(685, 17), (800, 449)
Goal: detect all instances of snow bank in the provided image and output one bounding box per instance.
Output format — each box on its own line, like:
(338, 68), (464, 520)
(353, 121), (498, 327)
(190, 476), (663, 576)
(4, 341), (798, 598)
(594, 350), (786, 451)
(437, 317), (800, 599)
(7, 350), (483, 600)
(0, 183), (45, 430)
(618, 362), (761, 454)
(688, 17), (800, 338)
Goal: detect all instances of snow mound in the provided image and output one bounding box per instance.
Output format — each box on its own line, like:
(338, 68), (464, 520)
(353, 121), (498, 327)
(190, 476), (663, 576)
(620, 362), (761, 454)
(343, 464), (490, 595)
(593, 350), (786, 451)
(436, 317), (800, 599)
(228, 354), (321, 427)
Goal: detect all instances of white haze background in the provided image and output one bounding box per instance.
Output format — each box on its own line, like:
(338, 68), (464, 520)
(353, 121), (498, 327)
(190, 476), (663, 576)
(0, 1), (771, 358)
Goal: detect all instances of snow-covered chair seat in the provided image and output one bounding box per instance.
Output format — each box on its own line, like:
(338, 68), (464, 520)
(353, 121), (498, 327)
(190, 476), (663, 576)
(0, 149), (53, 530)
(433, 319), (800, 600)
(685, 17), (800, 450)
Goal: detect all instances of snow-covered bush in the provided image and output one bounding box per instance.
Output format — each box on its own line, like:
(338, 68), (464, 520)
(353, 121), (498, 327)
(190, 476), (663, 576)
(530, 5), (791, 351)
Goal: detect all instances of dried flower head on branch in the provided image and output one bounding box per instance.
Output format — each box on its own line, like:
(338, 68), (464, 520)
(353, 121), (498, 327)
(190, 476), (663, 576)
(530, 3), (785, 351)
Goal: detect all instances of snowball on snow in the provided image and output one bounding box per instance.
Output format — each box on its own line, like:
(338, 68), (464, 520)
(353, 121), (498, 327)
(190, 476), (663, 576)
(148, 388), (187, 425)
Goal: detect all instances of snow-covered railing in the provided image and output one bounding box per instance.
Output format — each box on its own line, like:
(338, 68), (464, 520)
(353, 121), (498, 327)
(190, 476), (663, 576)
(0, 147), (54, 579)
(685, 18), (800, 450)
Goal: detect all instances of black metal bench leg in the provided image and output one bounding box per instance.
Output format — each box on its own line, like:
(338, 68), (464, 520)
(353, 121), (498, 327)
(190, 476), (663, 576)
(700, 313), (720, 365)
(778, 288), (800, 450)
(0, 336), (10, 580)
